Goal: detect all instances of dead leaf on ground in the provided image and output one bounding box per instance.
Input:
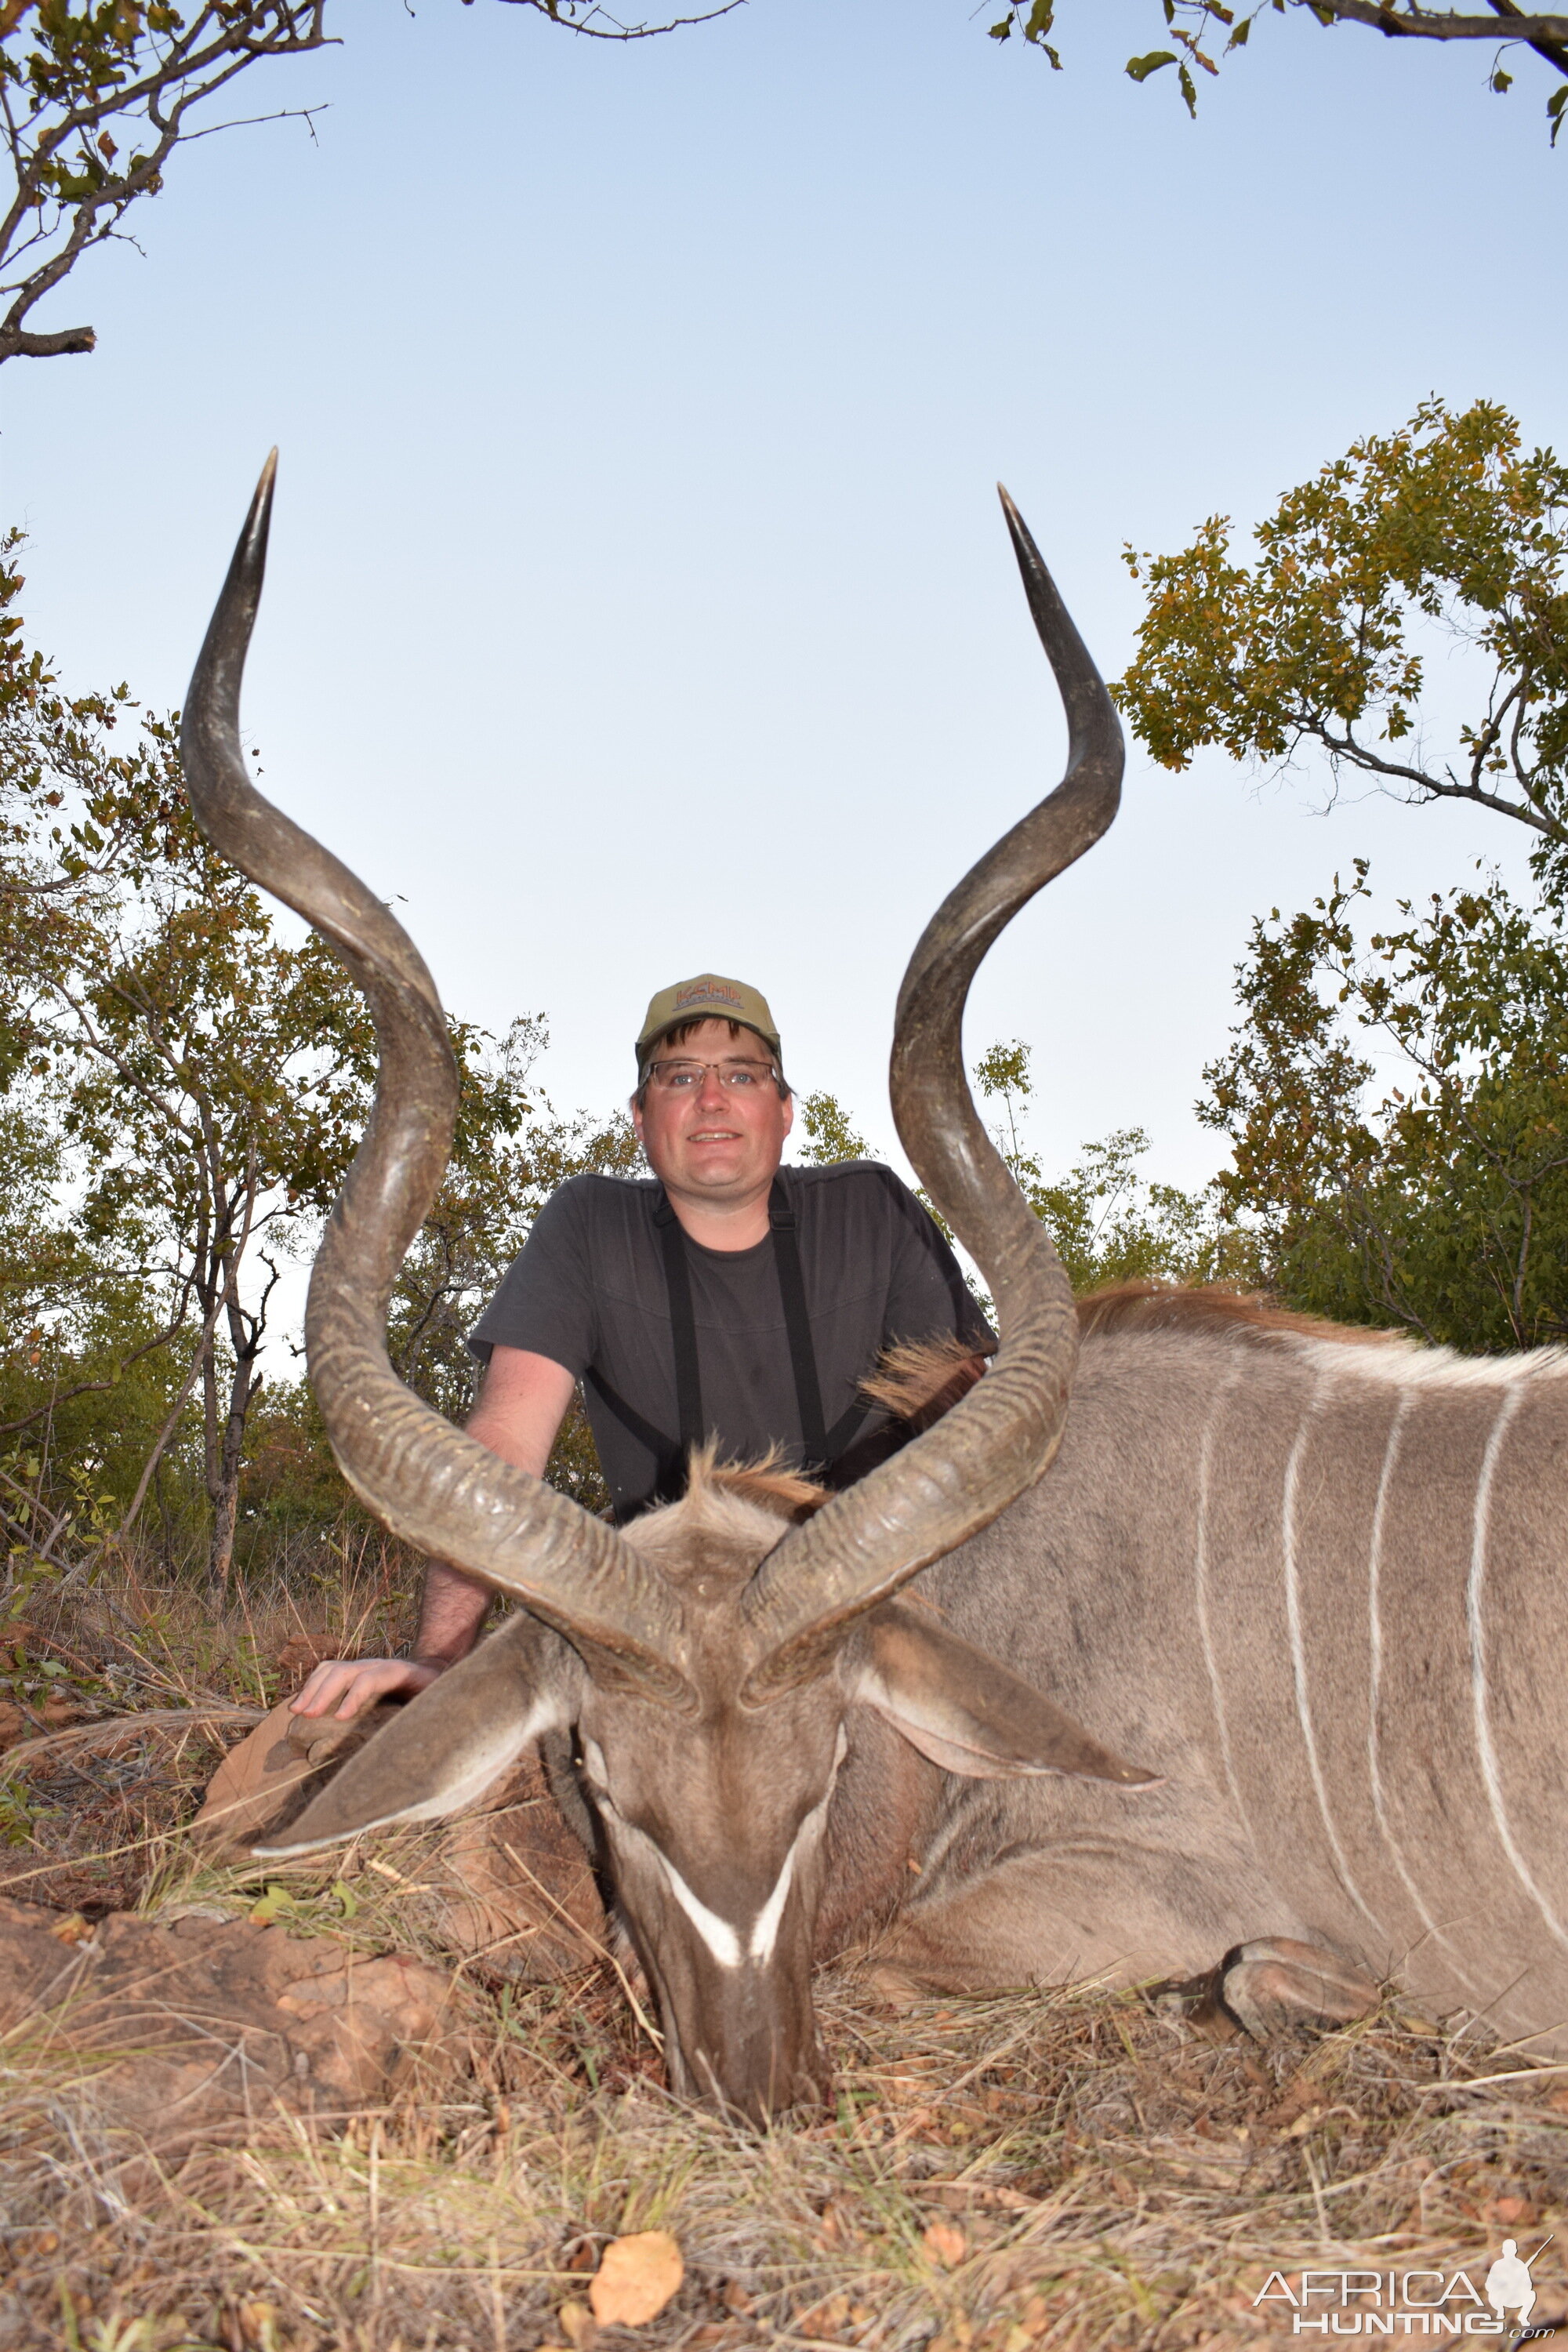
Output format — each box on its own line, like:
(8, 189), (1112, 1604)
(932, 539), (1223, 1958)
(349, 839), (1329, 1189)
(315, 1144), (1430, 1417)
(922, 2218), (967, 2268)
(589, 2230), (684, 2327)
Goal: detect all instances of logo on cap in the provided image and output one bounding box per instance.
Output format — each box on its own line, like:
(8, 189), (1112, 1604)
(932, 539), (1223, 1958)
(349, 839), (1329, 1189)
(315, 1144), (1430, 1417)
(675, 983), (744, 1013)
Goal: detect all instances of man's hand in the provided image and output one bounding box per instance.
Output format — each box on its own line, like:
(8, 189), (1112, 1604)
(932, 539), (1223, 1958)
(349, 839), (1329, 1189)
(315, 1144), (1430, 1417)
(290, 1656), (445, 1722)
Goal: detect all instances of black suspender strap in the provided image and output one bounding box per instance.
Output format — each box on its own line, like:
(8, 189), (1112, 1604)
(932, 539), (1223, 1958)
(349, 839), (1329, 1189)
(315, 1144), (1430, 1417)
(768, 1175), (829, 1473)
(653, 1190), (706, 1462)
(652, 1176), (831, 1485)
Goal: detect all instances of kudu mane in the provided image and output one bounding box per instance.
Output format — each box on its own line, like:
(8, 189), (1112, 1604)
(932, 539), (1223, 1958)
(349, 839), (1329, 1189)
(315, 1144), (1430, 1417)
(861, 1289), (1399, 1433)
(1073, 1282), (1403, 1349)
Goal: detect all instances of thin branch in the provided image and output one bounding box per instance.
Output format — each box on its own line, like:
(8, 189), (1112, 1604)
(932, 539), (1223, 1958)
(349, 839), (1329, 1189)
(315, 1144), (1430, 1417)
(1307, 717), (1568, 844)
(176, 100), (328, 147)
(490, 0), (746, 34)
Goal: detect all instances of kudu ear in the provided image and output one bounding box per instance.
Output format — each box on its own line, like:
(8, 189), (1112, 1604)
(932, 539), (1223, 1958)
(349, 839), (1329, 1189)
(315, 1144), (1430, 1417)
(848, 1601), (1159, 1786)
(253, 1610), (582, 1857)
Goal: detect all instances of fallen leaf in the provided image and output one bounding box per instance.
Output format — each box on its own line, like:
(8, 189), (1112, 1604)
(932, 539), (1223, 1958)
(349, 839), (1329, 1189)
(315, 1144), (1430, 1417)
(558, 2300), (597, 2349)
(48, 1912), (93, 1946)
(922, 2219), (967, 2269)
(589, 2231), (684, 2327)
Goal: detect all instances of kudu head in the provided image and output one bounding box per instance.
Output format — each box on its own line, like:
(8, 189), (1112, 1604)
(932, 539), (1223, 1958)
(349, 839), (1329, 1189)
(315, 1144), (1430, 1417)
(180, 460), (1147, 2120)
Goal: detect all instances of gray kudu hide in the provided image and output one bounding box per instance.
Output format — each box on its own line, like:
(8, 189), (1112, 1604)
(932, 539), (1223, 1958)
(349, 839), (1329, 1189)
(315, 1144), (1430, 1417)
(182, 465), (1568, 2119)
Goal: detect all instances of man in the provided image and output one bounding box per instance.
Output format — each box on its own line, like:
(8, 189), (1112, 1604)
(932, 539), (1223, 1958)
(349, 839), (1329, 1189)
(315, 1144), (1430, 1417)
(292, 974), (993, 1725)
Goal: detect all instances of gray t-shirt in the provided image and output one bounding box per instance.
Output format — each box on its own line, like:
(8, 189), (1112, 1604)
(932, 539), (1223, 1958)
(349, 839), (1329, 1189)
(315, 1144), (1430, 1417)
(469, 1160), (993, 1520)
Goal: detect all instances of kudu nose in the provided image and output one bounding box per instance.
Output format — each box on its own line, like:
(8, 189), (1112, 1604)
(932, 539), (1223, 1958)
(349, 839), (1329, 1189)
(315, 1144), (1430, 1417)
(689, 2031), (829, 2124)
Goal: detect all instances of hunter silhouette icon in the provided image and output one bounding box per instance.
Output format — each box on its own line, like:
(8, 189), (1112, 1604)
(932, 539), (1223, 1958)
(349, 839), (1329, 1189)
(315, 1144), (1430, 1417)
(1486, 2236), (1552, 2327)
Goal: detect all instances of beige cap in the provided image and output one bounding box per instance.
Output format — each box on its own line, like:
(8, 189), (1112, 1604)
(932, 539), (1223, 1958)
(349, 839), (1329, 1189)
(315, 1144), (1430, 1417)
(636, 973), (782, 1072)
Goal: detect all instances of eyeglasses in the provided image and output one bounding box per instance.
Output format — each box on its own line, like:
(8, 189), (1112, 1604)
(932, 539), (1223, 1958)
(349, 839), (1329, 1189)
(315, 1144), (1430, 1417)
(644, 1057), (782, 1093)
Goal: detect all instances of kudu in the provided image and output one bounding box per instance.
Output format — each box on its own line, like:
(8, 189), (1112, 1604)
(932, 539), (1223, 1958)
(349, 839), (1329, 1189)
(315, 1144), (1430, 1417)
(184, 469), (1568, 2114)
(180, 460), (1152, 2117)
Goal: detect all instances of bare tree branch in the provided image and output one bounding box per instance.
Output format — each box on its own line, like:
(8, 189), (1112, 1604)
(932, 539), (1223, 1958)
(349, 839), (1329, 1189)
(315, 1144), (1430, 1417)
(489, 0), (747, 36)
(1, 0), (738, 364)
(1315, 4), (1567, 42)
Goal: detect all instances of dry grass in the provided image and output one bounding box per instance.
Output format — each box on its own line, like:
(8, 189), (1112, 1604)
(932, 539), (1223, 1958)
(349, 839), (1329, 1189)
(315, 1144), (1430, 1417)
(0, 1530), (416, 1913)
(0, 1563), (1564, 2352)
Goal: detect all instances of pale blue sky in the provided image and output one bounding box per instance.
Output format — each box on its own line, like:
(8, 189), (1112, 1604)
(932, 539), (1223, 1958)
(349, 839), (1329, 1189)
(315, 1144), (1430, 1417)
(5, 0), (1566, 1203)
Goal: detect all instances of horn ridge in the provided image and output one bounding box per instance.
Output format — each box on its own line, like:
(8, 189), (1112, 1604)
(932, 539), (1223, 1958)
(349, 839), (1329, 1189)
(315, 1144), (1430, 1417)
(180, 459), (693, 1708)
(738, 489), (1123, 1703)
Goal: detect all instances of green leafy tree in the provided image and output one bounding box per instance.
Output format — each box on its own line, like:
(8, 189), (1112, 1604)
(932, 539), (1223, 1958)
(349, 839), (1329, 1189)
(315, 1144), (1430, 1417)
(4, 743), (374, 1589)
(1115, 399), (1568, 889)
(795, 1090), (873, 1166)
(0, 536), (379, 1584)
(0, 536), (655, 1561)
(972, 1039), (1254, 1292)
(1, 0), (329, 363)
(989, 4), (1568, 140)
(1202, 860), (1568, 1348)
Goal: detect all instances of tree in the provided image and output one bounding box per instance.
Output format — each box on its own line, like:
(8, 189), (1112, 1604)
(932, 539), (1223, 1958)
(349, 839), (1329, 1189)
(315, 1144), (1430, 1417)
(1114, 399), (1568, 891)
(2, 0), (328, 363)
(1200, 860), (1568, 1348)
(794, 1090), (873, 1166)
(792, 1048), (1242, 1290)
(971, 1039), (1254, 1291)
(0, 536), (667, 1561)
(988, 3), (1568, 140)
(0, 536), (379, 1583)
(387, 1014), (641, 1515)
(1, 0), (742, 367)
(3, 747), (375, 1589)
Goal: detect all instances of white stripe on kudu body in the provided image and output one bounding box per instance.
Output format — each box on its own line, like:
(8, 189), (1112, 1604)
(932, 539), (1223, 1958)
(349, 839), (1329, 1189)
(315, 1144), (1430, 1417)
(1193, 1362), (1251, 1840)
(1364, 1390), (1483, 1992)
(1468, 1380), (1568, 1955)
(1282, 1381), (1386, 1944)
(922, 1306), (1568, 2060)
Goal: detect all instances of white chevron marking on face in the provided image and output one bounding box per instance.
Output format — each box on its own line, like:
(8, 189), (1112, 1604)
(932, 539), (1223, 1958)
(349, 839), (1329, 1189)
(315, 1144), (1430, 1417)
(597, 1727), (845, 1973)
(748, 1767), (837, 1966)
(658, 1852), (744, 1970)
(748, 1839), (797, 1968)
(651, 1784), (834, 1972)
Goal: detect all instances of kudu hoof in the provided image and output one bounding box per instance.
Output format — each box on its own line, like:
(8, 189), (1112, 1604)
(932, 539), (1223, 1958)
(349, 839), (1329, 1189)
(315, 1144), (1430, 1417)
(1159, 1939), (1380, 2043)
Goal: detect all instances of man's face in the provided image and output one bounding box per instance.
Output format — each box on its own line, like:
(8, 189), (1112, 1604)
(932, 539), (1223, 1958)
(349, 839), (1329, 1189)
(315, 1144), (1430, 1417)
(633, 1019), (793, 1205)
